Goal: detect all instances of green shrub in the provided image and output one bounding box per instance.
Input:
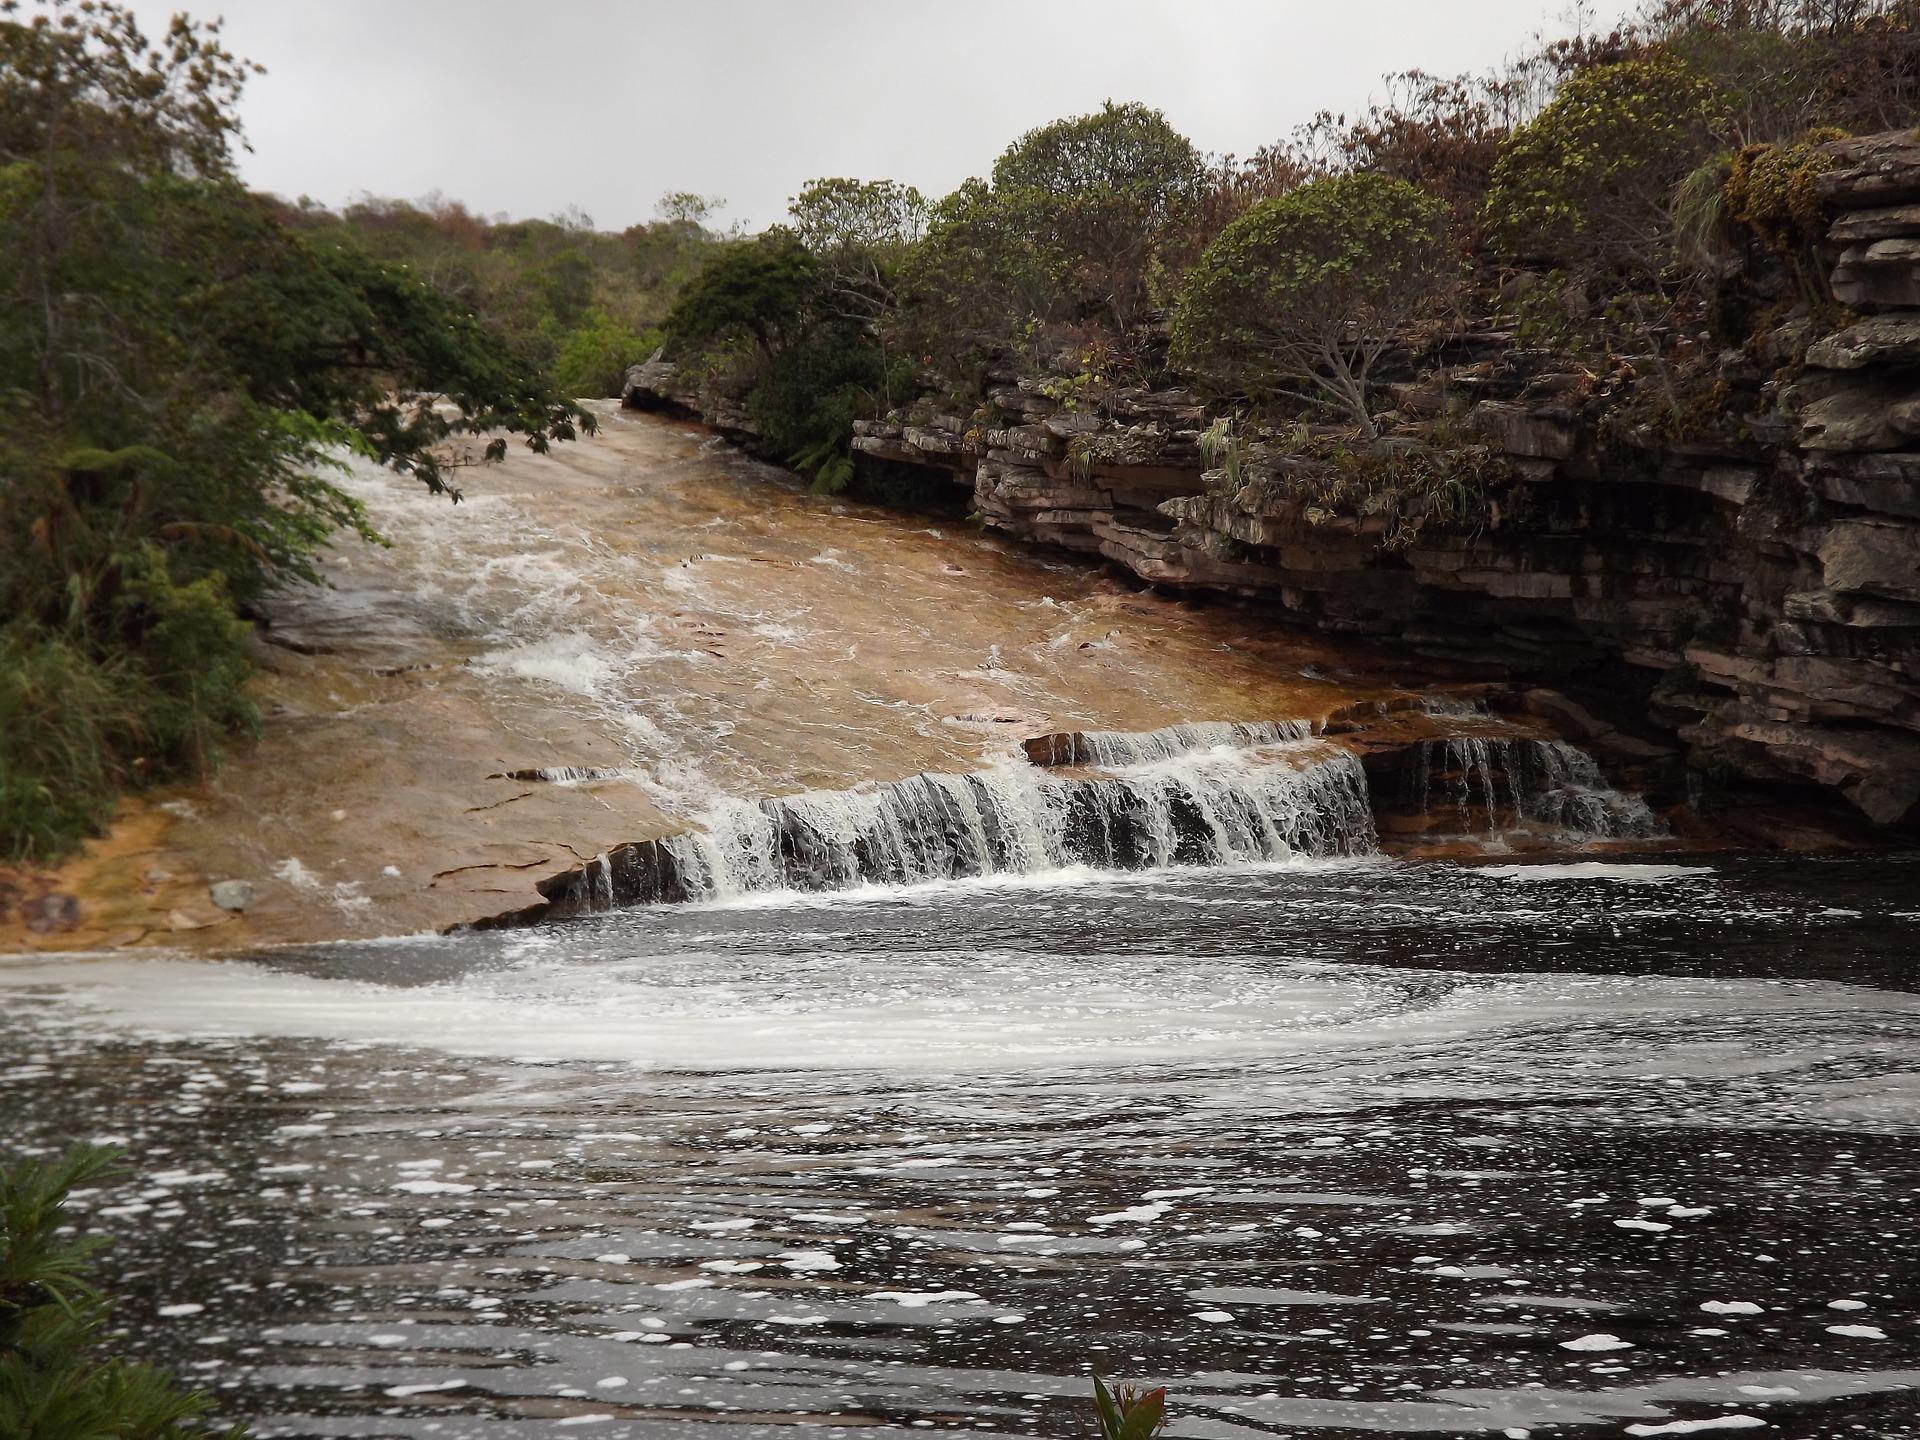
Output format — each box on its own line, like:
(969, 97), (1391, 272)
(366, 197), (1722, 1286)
(1728, 132), (1843, 276)
(749, 322), (889, 493)
(1482, 56), (1721, 280)
(990, 101), (1206, 337)
(111, 544), (259, 779)
(1, 1146), (248, 1438)
(0, 628), (134, 861)
(1170, 173), (1458, 436)
(553, 310), (662, 398)
(0, 546), (257, 862)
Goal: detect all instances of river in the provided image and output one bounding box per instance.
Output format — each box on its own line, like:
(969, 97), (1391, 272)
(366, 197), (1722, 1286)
(2, 411), (1916, 1437)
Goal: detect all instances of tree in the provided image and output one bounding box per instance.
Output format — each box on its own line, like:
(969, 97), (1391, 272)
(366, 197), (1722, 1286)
(553, 309), (662, 398)
(787, 178), (927, 407)
(0, 0), (596, 858)
(1170, 173), (1459, 437)
(990, 101), (1205, 336)
(788, 176), (927, 257)
(894, 178), (1069, 380)
(663, 228), (819, 356)
(1481, 55), (1722, 281)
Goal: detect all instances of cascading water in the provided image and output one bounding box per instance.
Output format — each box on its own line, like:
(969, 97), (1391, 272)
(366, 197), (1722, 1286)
(477, 727), (1382, 917)
(1033, 720), (1315, 767)
(1411, 735), (1663, 840)
(660, 739), (1375, 902)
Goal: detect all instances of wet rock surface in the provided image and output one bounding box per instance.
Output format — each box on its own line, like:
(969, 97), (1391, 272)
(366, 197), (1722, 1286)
(1, 406), (1463, 951)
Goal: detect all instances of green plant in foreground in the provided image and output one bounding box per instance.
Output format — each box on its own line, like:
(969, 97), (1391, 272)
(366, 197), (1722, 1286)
(1, 1144), (247, 1438)
(1093, 1374), (1167, 1440)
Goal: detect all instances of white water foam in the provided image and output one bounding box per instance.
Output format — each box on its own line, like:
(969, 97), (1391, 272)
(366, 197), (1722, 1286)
(659, 741), (1375, 902)
(1476, 862), (1704, 883)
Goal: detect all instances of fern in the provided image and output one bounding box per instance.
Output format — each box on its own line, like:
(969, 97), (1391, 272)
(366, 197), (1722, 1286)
(790, 438), (856, 495)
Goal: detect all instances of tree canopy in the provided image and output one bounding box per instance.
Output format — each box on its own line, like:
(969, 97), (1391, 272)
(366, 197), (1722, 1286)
(1170, 173), (1458, 436)
(991, 100), (1207, 336)
(1481, 55), (1722, 278)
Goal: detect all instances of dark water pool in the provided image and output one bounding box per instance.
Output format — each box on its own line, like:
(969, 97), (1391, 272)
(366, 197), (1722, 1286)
(2, 854), (1917, 1437)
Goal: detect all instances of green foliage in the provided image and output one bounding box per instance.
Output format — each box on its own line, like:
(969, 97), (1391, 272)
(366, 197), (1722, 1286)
(1672, 151), (1738, 274)
(289, 191), (719, 379)
(0, 544), (257, 862)
(790, 437), (855, 495)
(1245, 427), (1517, 552)
(665, 229), (819, 354)
(788, 177), (927, 258)
(991, 101), (1206, 338)
(1199, 415), (1250, 493)
(1170, 173), (1458, 436)
(894, 178), (1068, 379)
(0, 628), (134, 861)
(1, 1144), (248, 1439)
(1290, 67), (1545, 223)
(1482, 56), (1722, 278)
(1092, 1375), (1167, 1440)
(750, 322), (887, 491)
(553, 310), (662, 398)
(0, 0), (593, 859)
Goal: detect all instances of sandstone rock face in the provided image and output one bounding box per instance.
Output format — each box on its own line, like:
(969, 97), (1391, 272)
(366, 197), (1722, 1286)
(624, 128), (1920, 833)
(1804, 312), (1920, 370)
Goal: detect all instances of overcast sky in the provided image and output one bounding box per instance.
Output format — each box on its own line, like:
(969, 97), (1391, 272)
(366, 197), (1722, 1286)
(111, 0), (1586, 231)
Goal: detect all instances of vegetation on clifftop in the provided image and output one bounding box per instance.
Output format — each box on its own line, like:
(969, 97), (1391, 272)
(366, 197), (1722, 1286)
(1170, 174), (1458, 437)
(651, 0), (1920, 516)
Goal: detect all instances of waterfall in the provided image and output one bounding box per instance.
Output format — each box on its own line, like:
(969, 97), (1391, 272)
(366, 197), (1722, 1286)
(1412, 736), (1662, 841)
(1032, 720), (1315, 767)
(515, 721), (1663, 922)
(636, 739), (1375, 904)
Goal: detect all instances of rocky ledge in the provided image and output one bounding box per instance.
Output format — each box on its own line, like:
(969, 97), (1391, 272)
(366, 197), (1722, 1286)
(628, 129), (1920, 835)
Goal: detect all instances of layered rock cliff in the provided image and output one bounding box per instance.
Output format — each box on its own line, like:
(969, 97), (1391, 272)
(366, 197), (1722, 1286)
(627, 129), (1920, 834)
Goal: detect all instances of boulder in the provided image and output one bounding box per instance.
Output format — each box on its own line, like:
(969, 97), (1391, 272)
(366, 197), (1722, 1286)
(1796, 375), (1918, 451)
(1819, 517), (1920, 602)
(22, 893), (80, 933)
(1472, 400), (1577, 459)
(1829, 202), (1920, 243)
(209, 879), (255, 912)
(1831, 238), (1920, 309)
(1807, 451), (1920, 519)
(1818, 129), (1920, 209)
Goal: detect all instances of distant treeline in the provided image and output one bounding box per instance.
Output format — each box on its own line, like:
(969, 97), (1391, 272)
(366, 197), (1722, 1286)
(282, 190), (727, 400)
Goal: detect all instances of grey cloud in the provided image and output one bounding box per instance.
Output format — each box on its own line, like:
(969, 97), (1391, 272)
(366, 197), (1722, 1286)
(115, 0), (1568, 229)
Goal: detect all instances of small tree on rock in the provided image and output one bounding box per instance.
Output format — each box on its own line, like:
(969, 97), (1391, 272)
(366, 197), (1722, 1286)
(1169, 173), (1458, 437)
(991, 101), (1206, 337)
(1481, 55), (1721, 283)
